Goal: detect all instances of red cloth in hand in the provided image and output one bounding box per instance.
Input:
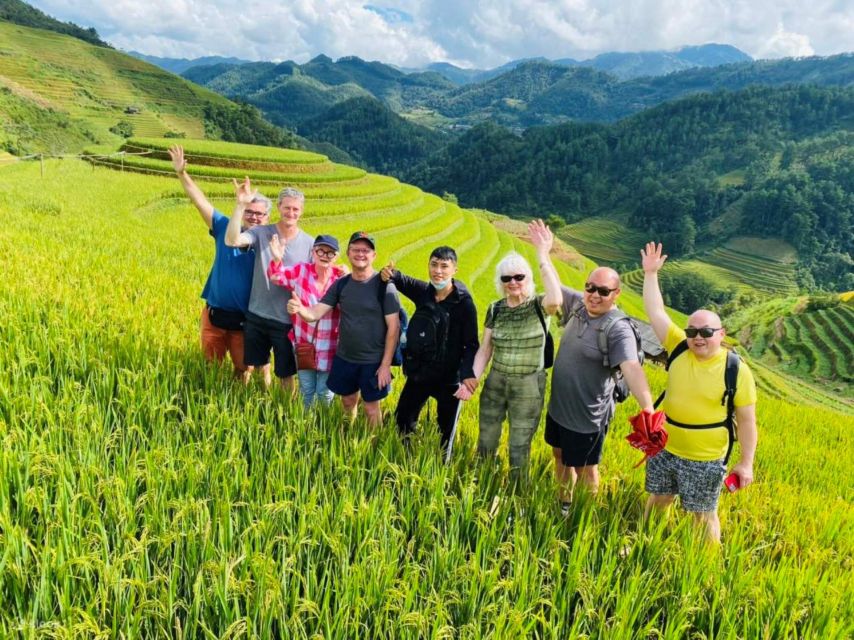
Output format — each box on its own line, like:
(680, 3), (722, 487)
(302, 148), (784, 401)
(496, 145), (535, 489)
(626, 410), (668, 467)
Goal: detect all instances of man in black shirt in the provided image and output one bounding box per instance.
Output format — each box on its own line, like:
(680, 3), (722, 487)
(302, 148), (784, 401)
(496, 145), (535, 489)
(382, 246), (479, 456)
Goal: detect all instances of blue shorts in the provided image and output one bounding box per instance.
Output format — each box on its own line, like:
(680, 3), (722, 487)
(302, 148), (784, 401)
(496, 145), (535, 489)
(327, 355), (390, 402)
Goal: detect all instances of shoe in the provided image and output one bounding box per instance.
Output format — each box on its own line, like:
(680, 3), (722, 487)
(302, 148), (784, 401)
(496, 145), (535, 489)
(560, 501), (572, 517)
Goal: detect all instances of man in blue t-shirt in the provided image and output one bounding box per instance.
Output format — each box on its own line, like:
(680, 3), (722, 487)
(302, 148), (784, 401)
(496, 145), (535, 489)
(169, 145), (270, 380)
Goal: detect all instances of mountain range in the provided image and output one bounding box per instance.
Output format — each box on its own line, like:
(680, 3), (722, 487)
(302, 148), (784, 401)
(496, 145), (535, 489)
(182, 52), (854, 131)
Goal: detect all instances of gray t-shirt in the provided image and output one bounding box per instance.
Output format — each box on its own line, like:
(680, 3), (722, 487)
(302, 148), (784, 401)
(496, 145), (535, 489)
(245, 225), (313, 325)
(321, 273), (401, 364)
(549, 287), (639, 434)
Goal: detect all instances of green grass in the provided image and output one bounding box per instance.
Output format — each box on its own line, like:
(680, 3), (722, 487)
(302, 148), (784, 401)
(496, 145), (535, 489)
(1, 153), (852, 637)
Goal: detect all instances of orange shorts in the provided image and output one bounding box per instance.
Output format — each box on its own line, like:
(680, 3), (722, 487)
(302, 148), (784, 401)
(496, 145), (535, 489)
(200, 305), (246, 372)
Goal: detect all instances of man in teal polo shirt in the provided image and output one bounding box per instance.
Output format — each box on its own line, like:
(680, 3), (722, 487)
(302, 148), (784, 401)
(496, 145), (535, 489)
(169, 145), (269, 380)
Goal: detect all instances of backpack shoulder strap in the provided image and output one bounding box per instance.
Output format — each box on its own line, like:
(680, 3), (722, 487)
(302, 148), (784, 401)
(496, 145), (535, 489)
(653, 339), (690, 409)
(334, 274), (352, 299)
(489, 300), (500, 324)
(533, 297), (549, 335)
(666, 339), (690, 370)
(597, 308), (628, 368)
(721, 349), (740, 463)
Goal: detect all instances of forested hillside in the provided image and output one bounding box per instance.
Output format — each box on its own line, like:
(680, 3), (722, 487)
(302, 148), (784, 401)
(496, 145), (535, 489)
(0, 0), (107, 47)
(405, 85), (854, 291)
(297, 97), (444, 176)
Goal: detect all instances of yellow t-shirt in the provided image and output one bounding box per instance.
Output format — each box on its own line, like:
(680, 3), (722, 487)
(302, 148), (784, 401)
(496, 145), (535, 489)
(661, 323), (757, 461)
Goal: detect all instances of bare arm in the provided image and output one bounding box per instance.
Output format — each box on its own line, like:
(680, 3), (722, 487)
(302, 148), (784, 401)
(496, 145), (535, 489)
(287, 291), (333, 322)
(731, 404), (757, 487)
(169, 145), (214, 228)
(376, 312), (400, 388)
(472, 328), (494, 380)
(224, 177), (257, 248)
(641, 241), (672, 343)
(529, 219), (563, 315)
(619, 359), (654, 412)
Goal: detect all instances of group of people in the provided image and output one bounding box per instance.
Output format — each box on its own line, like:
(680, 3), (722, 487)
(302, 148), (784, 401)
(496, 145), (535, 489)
(172, 145), (758, 544)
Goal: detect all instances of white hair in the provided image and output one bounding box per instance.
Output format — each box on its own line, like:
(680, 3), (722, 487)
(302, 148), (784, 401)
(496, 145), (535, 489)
(494, 252), (535, 299)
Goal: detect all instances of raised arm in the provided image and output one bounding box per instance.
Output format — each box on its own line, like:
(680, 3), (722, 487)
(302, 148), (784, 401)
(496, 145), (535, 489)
(731, 404), (757, 488)
(169, 145), (214, 228)
(641, 241), (672, 343)
(225, 177), (257, 248)
(529, 219), (563, 315)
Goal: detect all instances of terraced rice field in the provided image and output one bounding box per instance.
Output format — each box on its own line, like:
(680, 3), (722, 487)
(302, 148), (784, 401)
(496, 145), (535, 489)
(695, 238), (798, 294)
(2, 139), (852, 637)
(731, 296), (854, 403)
(0, 22), (229, 144)
(558, 216), (646, 265)
(621, 237), (798, 301)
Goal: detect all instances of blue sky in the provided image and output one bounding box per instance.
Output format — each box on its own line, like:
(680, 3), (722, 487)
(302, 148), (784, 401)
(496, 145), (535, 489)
(28, 0), (854, 68)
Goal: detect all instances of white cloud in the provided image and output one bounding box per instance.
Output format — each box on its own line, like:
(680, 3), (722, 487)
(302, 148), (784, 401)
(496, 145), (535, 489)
(757, 23), (815, 58)
(25, 0), (854, 68)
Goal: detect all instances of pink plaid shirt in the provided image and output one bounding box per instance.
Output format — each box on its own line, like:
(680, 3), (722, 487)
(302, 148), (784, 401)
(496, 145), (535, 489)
(267, 260), (346, 371)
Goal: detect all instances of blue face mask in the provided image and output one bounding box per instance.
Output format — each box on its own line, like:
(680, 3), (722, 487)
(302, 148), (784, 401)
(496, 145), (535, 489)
(431, 278), (451, 290)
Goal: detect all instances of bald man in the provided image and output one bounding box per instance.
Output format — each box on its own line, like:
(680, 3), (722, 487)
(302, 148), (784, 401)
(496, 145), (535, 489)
(641, 242), (757, 544)
(544, 264), (654, 510)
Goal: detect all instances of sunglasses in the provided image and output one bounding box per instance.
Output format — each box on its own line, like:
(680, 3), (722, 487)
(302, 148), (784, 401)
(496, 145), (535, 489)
(584, 283), (618, 296)
(500, 274), (526, 283)
(685, 327), (723, 338)
(314, 247), (337, 258)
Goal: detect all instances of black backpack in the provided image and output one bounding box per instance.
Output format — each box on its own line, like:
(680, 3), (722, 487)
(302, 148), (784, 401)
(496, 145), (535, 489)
(653, 340), (741, 463)
(402, 300), (450, 381)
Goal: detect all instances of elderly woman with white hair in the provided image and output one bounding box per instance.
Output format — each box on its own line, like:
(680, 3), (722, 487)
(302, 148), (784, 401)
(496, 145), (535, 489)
(461, 220), (563, 484)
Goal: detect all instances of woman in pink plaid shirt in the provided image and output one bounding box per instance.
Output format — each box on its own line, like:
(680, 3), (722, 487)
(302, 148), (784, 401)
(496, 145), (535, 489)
(268, 234), (347, 407)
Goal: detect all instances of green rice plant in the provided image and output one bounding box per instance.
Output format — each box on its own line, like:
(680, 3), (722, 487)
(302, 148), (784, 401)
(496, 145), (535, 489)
(126, 137), (328, 164)
(87, 153), (367, 184)
(1, 154), (852, 638)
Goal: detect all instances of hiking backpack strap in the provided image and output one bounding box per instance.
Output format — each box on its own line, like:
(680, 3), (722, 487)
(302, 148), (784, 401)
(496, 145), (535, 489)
(532, 297), (549, 338)
(653, 339), (690, 409)
(721, 349), (740, 464)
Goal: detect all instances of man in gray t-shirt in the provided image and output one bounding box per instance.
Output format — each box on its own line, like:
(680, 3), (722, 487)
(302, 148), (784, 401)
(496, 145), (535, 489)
(289, 231), (401, 427)
(226, 181), (312, 390)
(545, 267), (654, 505)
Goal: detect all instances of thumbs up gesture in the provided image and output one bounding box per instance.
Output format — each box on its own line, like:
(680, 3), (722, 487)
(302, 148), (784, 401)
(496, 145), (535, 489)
(380, 260), (395, 283)
(286, 290), (303, 316)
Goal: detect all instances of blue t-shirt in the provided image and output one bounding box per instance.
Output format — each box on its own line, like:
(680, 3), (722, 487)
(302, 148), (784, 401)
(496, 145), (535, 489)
(200, 210), (255, 312)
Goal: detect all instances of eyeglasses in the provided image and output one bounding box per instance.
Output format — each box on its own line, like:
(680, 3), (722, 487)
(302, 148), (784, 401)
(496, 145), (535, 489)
(314, 247), (337, 258)
(244, 209), (267, 217)
(349, 247), (373, 255)
(685, 327), (723, 338)
(584, 283), (618, 297)
(500, 274), (526, 283)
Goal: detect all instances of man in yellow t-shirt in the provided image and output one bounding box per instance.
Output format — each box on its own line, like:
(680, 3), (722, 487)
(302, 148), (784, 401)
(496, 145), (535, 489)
(640, 242), (758, 544)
